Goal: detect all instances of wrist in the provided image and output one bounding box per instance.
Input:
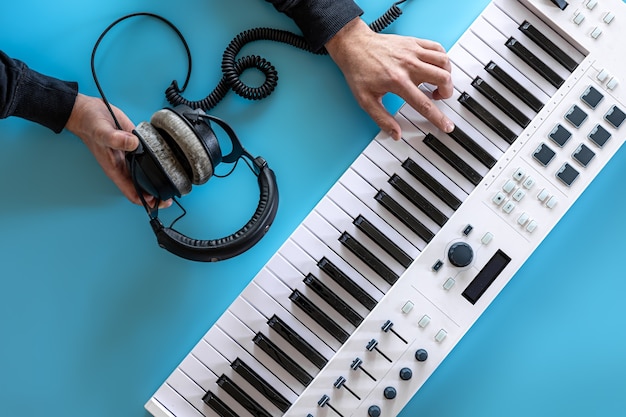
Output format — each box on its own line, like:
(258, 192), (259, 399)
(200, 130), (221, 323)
(325, 18), (372, 61)
(65, 93), (89, 137)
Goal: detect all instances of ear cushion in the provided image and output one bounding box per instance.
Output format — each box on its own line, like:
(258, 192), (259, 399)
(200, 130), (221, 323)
(135, 121), (192, 196)
(151, 109), (214, 185)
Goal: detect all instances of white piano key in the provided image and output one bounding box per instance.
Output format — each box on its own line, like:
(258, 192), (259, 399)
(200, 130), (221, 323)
(265, 253), (357, 333)
(338, 168), (428, 249)
(420, 80), (520, 148)
(178, 353), (217, 392)
(177, 354), (275, 417)
(395, 111), (481, 194)
(326, 181), (420, 261)
(361, 140), (455, 219)
(204, 326), (299, 403)
(458, 29), (551, 103)
(449, 42), (537, 120)
(350, 154), (443, 237)
(471, 16), (559, 95)
(153, 382), (213, 417)
(448, 60), (526, 136)
(239, 281), (337, 359)
(253, 265), (344, 351)
(189, 341), (285, 417)
(215, 312), (307, 394)
(166, 369), (219, 417)
(314, 196), (407, 275)
(302, 209), (395, 292)
(274, 240), (374, 319)
(228, 296), (321, 377)
(282, 232), (384, 308)
(374, 129), (468, 205)
(493, 0), (586, 63)
(481, 3), (571, 81)
(413, 81), (514, 154)
(348, 154), (442, 244)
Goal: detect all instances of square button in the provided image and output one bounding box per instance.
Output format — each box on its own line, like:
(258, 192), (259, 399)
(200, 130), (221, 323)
(549, 124), (572, 147)
(580, 85), (604, 109)
(605, 105), (626, 128)
(565, 104), (588, 128)
(556, 163), (579, 187)
(572, 143), (595, 167)
(588, 124), (611, 147)
(533, 143), (556, 166)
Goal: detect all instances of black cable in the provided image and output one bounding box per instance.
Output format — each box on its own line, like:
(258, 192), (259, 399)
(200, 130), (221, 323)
(92, 2), (410, 124)
(165, 0), (411, 110)
(91, 12), (193, 130)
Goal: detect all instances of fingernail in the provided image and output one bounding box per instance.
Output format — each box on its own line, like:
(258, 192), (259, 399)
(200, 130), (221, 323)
(444, 119), (455, 133)
(387, 129), (400, 141)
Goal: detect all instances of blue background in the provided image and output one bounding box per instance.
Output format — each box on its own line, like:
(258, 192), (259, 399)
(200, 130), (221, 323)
(2, 1), (625, 416)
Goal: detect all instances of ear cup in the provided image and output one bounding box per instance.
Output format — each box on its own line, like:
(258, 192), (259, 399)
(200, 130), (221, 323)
(151, 109), (214, 185)
(135, 121), (192, 196)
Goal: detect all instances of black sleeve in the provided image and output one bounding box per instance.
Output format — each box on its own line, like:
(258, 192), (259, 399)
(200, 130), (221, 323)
(265, 0), (363, 51)
(0, 50), (78, 133)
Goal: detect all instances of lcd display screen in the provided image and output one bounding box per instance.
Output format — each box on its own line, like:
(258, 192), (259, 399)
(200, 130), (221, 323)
(462, 249), (511, 305)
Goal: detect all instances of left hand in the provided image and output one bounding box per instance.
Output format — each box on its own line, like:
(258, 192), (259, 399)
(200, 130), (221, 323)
(325, 18), (455, 140)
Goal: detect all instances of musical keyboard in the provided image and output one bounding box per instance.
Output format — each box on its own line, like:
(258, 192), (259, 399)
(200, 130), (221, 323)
(146, 0), (626, 416)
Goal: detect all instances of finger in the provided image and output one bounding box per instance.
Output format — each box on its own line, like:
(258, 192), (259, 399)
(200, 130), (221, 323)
(406, 63), (454, 101)
(401, 83), (454, 133)
(360, 95), (402, 140)
(414, 47), (452, 73)
(108, 130), (139, 152)
(113, 107), (136, 133)
(415, 38), (447, 53)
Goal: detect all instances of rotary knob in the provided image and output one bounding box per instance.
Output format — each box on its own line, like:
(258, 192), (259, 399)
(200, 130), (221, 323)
(448, 241), (474, 267)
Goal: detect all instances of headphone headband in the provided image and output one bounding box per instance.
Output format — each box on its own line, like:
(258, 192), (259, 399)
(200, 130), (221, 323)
(150, 158), (278, 262)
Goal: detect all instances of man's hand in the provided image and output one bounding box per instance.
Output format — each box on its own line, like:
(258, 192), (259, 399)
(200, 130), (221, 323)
(65, 93), (171, 208)
(325, 18), (455, 140)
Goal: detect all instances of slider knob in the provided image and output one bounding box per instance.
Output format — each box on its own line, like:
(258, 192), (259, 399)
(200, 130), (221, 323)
(448, 242), (474, 267)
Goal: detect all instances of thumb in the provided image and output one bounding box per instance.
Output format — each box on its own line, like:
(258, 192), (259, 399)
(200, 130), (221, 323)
(111, 130), (140, 152)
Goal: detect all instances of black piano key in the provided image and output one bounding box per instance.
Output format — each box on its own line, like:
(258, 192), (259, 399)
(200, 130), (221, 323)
(550, 0), (568, 10)
(216, 374), (272, 417)
(267, 315), (328, 369)
(353, 215), (413, 268)
(423, 133), (483, 185)
(374, 190), (435, 243)
(458, 92), (518, 144)
(317, 257), (377, 311)
(388, 174), (448, 227)
(401, 158), (462, 210)
(252, 332), (313, 386)
(338, 232), (399, 285)
(203, 391), (238, 417)
(506, 37), (564, 88)
(485, 61), (544, 112)
(289, 290), (350, 343)
(231, 358), (292, 413)
(303, 274), (364, 327)
(472, 77), (531, 128)
(447, 126), (496, 169)
(518, 21), (578, 72)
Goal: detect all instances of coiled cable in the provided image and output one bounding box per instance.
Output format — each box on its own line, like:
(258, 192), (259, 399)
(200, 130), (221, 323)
(165, 0), (410, 110)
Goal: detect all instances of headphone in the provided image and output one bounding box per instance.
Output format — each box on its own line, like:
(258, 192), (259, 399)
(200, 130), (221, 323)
(127, 105), (279, 262)
(91, 13), (278, 262)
